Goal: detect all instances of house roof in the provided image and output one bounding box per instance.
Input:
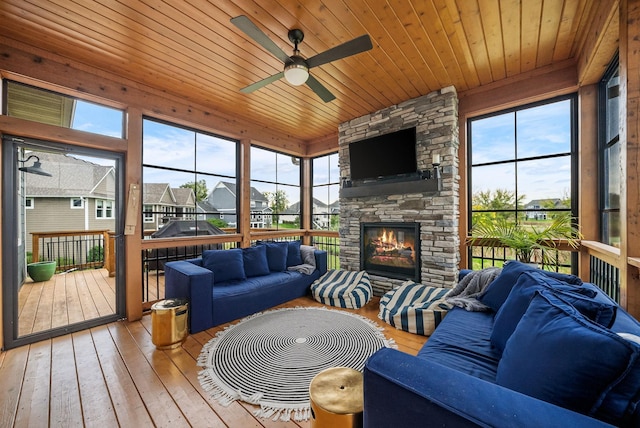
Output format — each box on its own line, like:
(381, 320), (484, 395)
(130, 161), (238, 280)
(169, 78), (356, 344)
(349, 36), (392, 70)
(25, 152), (114, 198)
(172, 188), (195, 206)
(143, 183), (174, 205)
(213, 181), (268, 202)
(0, 1), (618, 145)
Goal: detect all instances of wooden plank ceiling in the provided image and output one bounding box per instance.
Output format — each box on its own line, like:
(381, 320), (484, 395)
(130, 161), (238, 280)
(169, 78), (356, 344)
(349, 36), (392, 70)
(0, 1), (617, 145)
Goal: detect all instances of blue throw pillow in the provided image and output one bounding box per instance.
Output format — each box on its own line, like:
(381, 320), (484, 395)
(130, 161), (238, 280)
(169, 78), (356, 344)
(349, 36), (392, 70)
(202, 248), (246, 283)
(491, 271), (615, 353)
(242, 245), (270, 277)
(262, 241), (288, 272)
(478, 260), (584, 311)
(496, 291), (639, 419)
(286, 240), (303, 267)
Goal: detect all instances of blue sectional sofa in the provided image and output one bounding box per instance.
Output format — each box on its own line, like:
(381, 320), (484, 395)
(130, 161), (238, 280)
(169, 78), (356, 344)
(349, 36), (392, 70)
(364, 261), (640, 428)
(164, 241), (327, 333)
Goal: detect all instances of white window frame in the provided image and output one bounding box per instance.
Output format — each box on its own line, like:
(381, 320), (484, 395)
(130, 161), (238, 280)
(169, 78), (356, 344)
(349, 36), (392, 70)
(96, 199), (115, 219)
(25, 198), (34, 209)
(71, 198), (84, 209)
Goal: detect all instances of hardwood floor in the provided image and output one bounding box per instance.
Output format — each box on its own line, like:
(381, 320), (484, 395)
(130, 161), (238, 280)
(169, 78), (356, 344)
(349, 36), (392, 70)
(0, 295), (427, 428)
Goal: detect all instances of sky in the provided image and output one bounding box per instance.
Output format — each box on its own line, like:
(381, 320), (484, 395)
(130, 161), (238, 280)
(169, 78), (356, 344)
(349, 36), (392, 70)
(71, 101), (343, 207)
(470, 99), (573, 203)
(72, 97), (573, 207)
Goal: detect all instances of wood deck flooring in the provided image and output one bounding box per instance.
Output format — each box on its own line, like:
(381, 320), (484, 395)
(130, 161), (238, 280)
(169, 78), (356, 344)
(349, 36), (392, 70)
(1, 294), (427, 427)
(18, 269), (117, 336)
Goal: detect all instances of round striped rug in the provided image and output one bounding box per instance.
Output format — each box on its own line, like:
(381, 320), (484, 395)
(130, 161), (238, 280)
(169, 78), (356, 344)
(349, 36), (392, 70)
(197, 306), (395, 422)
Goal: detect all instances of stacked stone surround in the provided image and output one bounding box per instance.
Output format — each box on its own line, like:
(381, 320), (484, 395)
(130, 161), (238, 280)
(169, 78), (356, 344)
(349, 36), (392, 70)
(338, 86), (460, 296)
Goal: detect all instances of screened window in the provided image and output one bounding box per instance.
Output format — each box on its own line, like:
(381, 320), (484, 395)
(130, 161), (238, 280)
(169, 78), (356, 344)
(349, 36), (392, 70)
(312, 153), (340, 231)
(599, 55), (620, 247)
(4, 80), (124, 138)
(142, 118), (238, 236)
(250, 146), (301, 229)
(468, 96), (577, 269)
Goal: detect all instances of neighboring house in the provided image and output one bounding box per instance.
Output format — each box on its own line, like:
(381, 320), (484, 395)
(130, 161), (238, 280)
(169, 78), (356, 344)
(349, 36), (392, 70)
(197, 181), (272, 228)
(143, 183), (196, 232)
(24, 152), (116, 253)
(524, 199), (567, 220)
(282, 197), (339, 229)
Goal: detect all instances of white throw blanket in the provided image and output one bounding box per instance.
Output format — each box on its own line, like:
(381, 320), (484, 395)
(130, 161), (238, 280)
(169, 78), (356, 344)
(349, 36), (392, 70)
(445, 267), (502, 311)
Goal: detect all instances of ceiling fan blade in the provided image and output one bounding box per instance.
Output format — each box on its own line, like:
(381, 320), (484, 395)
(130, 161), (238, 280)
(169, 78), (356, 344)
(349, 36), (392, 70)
(231, 16), (291, 64)
(306, 75), (336, 102)
(306, 35), (373, 69)
(240, 72), (285, 93)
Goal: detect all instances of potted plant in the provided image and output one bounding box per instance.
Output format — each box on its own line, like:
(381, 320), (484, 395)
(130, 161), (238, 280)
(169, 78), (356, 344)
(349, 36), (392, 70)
(469, 213), (582, 266)
(27, 260), (57, 282)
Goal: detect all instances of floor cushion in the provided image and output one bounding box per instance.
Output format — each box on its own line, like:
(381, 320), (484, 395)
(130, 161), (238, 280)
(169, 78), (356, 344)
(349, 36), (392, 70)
(310, 269), (372, 309)
(379, 281), (452, 336)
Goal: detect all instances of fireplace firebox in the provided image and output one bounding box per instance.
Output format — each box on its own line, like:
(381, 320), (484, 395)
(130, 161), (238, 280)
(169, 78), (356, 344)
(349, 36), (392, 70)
(360, 222), (420, 282)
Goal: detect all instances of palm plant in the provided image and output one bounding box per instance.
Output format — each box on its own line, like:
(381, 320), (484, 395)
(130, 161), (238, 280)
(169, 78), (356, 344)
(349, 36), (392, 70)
(470, 213), (582, 266)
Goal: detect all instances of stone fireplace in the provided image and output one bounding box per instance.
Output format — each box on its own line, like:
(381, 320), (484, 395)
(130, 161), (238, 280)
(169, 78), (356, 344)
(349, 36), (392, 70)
(339, 87), (460, 295)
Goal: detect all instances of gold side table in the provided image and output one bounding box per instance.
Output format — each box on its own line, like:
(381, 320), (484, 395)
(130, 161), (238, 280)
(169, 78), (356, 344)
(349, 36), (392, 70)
(309, 367), (363, 428)
(151, 298), (189, 349)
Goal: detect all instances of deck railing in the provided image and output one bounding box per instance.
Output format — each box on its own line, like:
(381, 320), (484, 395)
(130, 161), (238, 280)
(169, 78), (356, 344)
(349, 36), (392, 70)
(580, 241), (621, 304)
(466, 238), (623, 304)
(30, 230), (111, 273)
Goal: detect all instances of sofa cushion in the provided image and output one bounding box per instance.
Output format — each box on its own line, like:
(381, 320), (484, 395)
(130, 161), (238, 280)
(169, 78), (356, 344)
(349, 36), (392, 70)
(242, 245), (270, 277)
(497, 291), (640, 422)
(419, 308), (501, 382)
(491, 271), (616, 353)
(202, 248), (246, 283)
(286, 240), (303, 267)
(262, 241), (288, 272)
(478, 260), (585, 311)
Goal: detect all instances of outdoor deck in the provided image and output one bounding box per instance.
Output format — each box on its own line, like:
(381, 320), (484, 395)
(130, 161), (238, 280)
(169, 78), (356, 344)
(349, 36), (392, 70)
(18, 268), (119, 336)
(2, 273), (427, 427)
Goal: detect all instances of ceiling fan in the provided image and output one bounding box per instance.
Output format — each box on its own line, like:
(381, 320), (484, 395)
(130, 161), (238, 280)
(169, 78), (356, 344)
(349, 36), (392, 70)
(230, 15), (373, 102)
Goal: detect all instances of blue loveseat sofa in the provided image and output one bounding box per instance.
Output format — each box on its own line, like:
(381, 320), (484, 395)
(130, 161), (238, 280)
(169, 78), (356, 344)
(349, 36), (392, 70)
(164, 241), (327, 333)
(364, 261), (640, 427)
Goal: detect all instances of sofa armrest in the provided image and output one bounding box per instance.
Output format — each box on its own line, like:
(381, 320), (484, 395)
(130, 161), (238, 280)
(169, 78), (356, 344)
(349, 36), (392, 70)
(364, 348), (614, 428)
(314, 250), (328, 275)
(164, 260), (213, 334)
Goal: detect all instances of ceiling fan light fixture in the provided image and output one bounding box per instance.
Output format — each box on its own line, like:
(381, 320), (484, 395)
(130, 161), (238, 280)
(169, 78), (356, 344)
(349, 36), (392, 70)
(284, 58), (309, 86)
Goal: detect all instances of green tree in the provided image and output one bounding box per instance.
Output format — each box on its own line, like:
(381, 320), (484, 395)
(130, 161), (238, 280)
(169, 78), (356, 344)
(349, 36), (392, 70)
(180, 179), (208, 202)
(263, 190), (288, 214)
(472, 189), (525, 225)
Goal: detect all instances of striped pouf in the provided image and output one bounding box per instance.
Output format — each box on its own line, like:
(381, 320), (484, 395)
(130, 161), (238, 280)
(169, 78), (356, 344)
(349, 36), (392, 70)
(378, 281), (452, 336)
(310, 269), (372, 309)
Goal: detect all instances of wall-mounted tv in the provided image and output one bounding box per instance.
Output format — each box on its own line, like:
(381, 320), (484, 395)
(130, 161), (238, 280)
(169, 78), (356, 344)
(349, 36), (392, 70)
(348, 127), (417, 181)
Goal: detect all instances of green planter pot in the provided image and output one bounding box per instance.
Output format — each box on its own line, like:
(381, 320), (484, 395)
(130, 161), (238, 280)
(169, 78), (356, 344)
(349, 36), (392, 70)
(27, 261), (57, 282)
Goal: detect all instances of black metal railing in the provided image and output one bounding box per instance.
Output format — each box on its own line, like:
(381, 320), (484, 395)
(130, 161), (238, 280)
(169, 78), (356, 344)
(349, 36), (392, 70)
(589, 255), (620, 303)
(468, 245), (574, 274)
(312, 234), (340, 270)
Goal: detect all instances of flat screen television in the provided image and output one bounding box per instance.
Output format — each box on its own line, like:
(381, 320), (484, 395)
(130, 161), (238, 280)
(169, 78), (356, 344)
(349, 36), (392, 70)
(348, 127), (417, 181)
